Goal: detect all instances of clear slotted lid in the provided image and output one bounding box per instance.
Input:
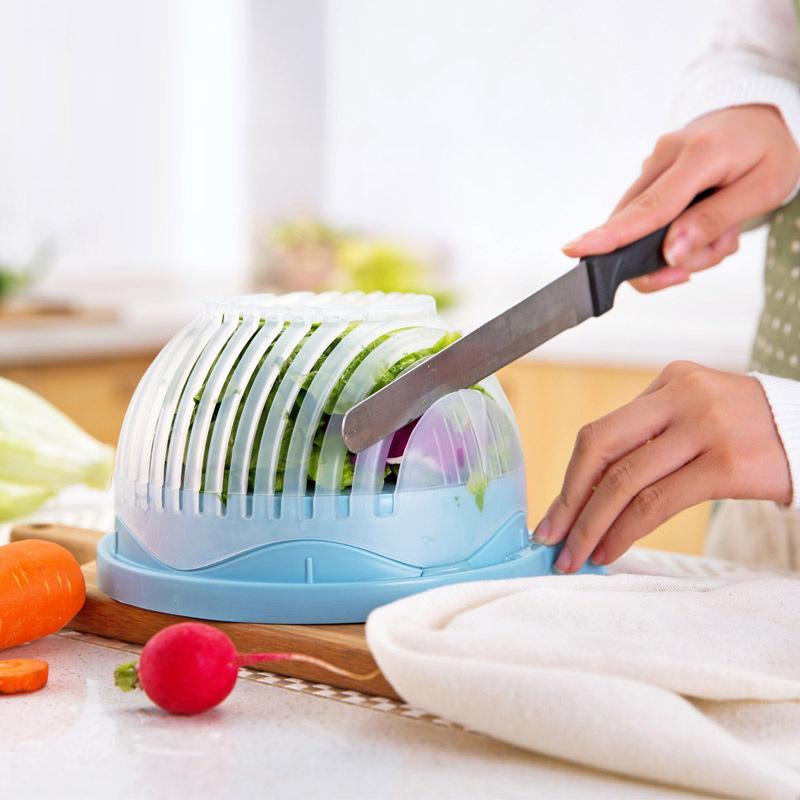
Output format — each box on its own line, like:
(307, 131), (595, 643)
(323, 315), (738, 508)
(114, 292), (526, 569)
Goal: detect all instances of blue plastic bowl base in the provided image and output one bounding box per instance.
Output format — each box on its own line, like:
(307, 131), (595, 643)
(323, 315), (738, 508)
(96, 521), (603, 624)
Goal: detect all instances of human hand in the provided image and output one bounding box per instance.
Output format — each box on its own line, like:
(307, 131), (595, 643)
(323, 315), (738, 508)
(563, 105), (800, 292)
(534, 362), (792, 572)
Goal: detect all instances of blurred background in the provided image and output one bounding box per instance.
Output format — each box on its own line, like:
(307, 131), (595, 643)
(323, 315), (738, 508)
(1, 0), (757, 552)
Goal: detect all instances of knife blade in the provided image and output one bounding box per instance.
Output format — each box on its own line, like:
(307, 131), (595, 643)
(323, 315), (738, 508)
(342, 193), (710, 452)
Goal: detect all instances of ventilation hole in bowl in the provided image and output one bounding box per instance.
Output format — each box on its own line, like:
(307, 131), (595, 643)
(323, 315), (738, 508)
(253, 322), (333, 506)
(241, 324), (310, 496)
(162, 348), (209, 493)
(290, 325), (407, 507)
(177, 319), (241, 498)
(197, 320), (265, 499)
(219, 319), (290, 507)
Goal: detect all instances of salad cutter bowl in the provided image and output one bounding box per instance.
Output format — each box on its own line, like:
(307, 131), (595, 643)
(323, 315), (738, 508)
(97, 292), (600, 623)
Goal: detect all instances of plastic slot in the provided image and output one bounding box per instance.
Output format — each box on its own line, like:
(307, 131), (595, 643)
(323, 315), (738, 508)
(202, 320), (285, 504)
(163, 318), (240, 506)
(353, 335), (451, 492)
(282, 320), (410, 500)
(116, 319), (199, 505)
(460, 392), (490, 485)
(252, 321), (351, 507)
(146, 315), (222, 509)
(227, 320), (312, 499)
(395, 389), (526, 496)
(311, 328), (444, 502)
(182, 318), (261, 503)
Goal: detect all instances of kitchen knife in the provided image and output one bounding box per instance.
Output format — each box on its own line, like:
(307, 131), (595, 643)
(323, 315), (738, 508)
(342, 195), (708, 453)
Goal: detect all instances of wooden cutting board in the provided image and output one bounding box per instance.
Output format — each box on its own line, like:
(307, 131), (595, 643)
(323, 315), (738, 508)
(9, 523), (399, 700)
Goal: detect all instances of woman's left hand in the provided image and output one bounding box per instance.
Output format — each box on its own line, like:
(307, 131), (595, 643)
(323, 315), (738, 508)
(534, 362), (793, 572)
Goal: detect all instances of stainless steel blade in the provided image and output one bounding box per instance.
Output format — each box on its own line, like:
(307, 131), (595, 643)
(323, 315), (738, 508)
(342, 262), (594, 452)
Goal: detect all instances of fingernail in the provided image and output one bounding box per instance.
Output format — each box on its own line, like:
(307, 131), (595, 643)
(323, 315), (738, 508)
(554, 547), (572, 574)
(664, 234), (690, 266)
(533, 518), (551, 544)
(591, 547), (606, 566)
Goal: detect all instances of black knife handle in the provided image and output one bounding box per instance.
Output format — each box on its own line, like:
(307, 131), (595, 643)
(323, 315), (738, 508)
(585, 189), (713, 316)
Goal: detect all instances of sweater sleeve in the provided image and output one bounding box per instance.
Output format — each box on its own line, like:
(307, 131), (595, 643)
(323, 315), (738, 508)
(673, 0), (800, 201)
(752, 372), (800, 510)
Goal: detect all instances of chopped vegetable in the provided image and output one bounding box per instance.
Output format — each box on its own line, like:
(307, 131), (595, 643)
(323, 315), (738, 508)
(0, 540), (85, 650)
(387, 421), (418, 461)
(0, 378), (114, 521)
(466, 474), (489, 512)
(0, 659), (48, 694)
(189, 325), (466, 502)
(115, 622), (379, 715)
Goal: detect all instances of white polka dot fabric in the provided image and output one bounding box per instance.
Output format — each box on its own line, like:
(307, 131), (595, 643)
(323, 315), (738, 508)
(752, 199), (800, 376)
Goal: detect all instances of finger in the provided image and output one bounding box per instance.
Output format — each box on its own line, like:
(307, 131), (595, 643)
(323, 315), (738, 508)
(564, 136), (683, 258)
(536, 392), (673, 546)
(611, 136), (683, 215)
(639, 360), (704, 398)
(562, 148), (723, 257)
(591, 453), (716, 566)
(553, 428), (699, 574)
(671, 226), (739, 273)
(663, 165), (780, 265)
(583, 221), (736, 296)
(629, 266), (691, 294)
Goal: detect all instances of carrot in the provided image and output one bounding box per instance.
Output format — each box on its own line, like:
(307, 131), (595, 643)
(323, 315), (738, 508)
(0, 659), (48, 694)
(0, 540), (85, 650)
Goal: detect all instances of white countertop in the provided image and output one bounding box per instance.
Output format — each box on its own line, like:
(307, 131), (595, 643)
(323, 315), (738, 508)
(1, 632), (696, 800)
(0, 489), (712, 799)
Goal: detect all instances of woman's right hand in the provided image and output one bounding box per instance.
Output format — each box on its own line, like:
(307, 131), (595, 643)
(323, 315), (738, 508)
(563, 105), (800, 292)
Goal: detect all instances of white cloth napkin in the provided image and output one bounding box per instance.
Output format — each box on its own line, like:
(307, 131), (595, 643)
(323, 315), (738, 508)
(366, 571), (800, 799)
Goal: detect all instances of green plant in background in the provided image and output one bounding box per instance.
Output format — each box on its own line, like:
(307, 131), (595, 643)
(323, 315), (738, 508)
(335, 239), (455, 309)
(0, 267), (31, 300)
(271, 219), (340, 250)
(268, 220), (456, 309)
(0, 238), (55, 302)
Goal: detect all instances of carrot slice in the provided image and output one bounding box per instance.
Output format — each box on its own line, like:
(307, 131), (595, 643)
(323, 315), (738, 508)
(0, 659), (49, 694)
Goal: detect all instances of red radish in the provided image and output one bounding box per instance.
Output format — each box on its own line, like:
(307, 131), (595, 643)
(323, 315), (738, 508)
(114, 622), (379, 715)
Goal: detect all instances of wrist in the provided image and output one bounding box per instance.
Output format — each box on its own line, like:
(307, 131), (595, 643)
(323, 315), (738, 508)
(751, 373), (800, 510)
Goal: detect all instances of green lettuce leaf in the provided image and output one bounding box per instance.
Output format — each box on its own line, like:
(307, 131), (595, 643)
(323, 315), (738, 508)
(0, 378), (114, 521)
(191, 324), (472, 502)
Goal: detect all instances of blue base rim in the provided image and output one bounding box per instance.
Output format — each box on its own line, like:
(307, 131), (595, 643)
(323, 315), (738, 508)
(95, 532), (590, 624)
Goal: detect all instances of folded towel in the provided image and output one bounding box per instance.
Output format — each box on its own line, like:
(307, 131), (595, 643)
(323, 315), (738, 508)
(366, 569), (800, 799)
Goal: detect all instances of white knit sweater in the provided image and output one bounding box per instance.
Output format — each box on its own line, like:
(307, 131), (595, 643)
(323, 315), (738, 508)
(676, 0), (800, 508)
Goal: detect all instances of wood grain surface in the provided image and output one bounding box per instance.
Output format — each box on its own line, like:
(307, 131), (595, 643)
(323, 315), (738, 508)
(9, 523), (398, 700)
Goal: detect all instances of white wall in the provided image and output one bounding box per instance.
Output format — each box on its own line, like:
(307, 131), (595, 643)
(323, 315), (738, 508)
(0, 0), (250, 299)
(322, 0), (765, 369)
(0, 1), (769, 369)
(249, 0), (325, 227)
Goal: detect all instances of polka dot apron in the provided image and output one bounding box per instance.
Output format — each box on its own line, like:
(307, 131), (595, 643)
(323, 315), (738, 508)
(751, 204), (800, 376)
(706, 129), (800, 569)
